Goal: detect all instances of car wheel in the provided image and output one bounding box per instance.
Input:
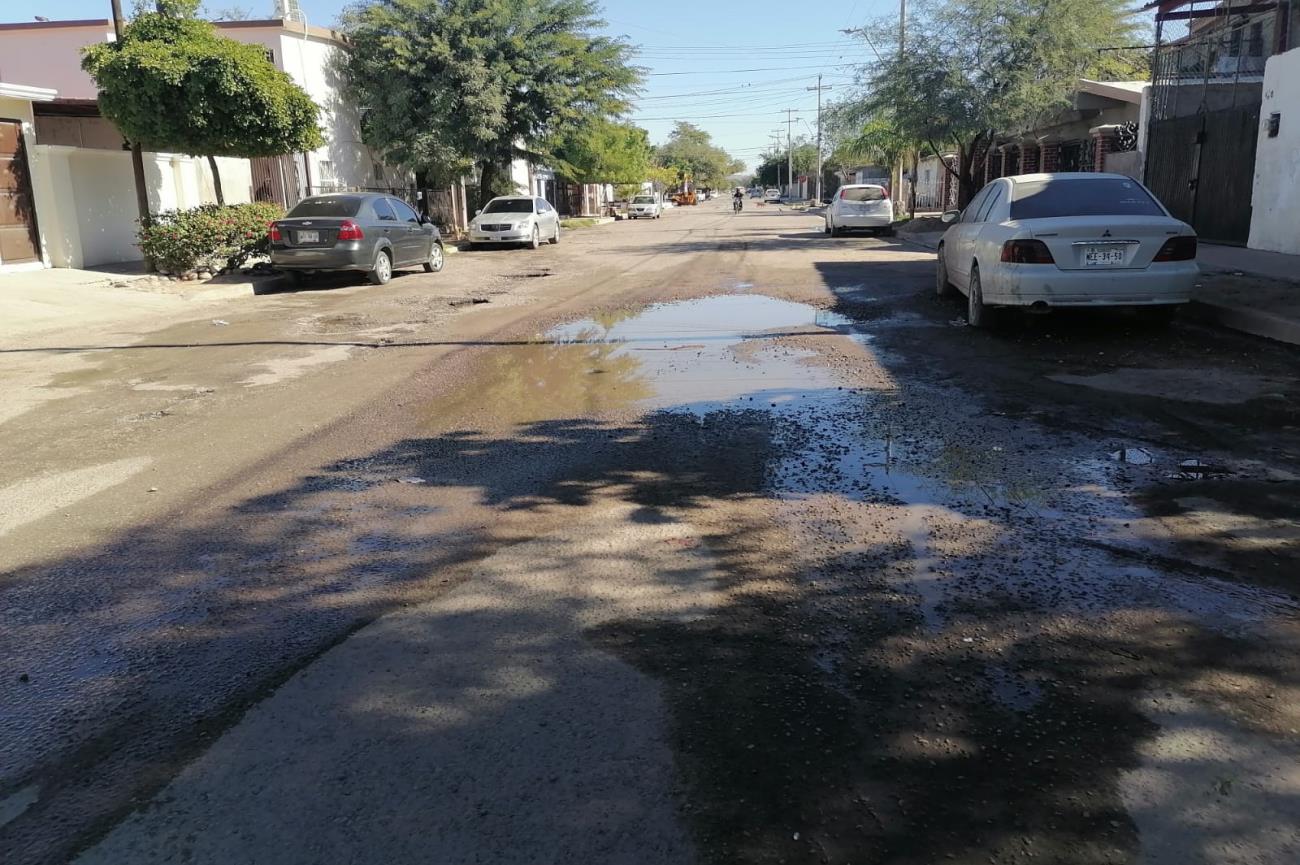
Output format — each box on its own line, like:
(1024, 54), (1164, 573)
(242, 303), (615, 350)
(529, 225), (541, 250)
(967, 264), (996, 328)
(549, 223), (560, 245)
(935, 246), (954, 297)
(368, 249), (393, 285)
(423, 241), (445, 273)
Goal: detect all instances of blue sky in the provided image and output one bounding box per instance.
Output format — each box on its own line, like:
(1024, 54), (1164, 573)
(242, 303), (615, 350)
(47, 0), (889, 169)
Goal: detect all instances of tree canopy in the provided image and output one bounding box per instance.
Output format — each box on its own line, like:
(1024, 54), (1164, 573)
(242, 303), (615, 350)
(652, 123), (744, 190)
(753, 139), (819, 187)
(550, 119), (653, 186)
(83, 0), (323, 204)
(342, 0), (642, 203)
(848, 0), (1145, 204)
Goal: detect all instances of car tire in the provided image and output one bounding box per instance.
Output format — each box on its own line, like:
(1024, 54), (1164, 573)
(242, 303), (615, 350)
(935, 247), (954, 297)
(529, 225), (541, 250)
(549, 223), (560, 245)
(423, 241), (445, 273)
(967, 264), (996, 328)
(368, 249), (393, 285)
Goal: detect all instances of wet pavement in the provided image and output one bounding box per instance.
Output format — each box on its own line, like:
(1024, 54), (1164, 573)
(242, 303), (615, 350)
(2, 202), (1299, 864)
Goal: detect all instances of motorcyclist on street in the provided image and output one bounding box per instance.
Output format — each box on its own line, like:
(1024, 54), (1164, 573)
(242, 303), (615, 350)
(733, 188), (743, 213)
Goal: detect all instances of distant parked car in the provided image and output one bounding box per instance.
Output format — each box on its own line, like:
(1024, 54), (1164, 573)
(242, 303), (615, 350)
(763, 188), (782, 203)
(825, 184), (894, 236)
(270, 193), (443, 286)
(468, 195), (561, 249)
(935, 172), (1198, 328)
(629, 194), (662, 219)
(749, 188), (763, 198)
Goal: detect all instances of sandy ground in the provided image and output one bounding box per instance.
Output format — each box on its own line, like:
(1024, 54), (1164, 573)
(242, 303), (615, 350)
(2, 202), (1298, 865)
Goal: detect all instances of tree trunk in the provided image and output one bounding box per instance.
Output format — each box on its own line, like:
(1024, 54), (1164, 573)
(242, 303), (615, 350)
(478, 160), (501, 208)
(908, 150), (918, 218)
(207, 154), (225, 206)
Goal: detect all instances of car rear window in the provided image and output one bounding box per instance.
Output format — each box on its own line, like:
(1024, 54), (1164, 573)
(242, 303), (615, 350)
(1010, 179), (1164, 219)
(288, 196), (363, 218)
(483, 198), (534, 214)
(840, 186), (886, 202)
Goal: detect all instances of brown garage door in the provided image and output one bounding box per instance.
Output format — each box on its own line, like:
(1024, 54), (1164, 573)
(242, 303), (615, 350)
(0, 119), (41, 265)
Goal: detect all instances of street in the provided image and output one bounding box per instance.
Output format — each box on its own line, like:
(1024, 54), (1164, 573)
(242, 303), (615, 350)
(3, 200), (1299, 865)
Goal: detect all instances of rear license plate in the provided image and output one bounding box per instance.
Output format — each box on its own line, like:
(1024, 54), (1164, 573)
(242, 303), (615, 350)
(1084, 247), (1125, 266)
(297, 230), (319, 243)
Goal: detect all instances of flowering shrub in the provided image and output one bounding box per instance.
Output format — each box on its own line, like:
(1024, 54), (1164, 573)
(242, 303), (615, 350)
(137, 202), (283, 275)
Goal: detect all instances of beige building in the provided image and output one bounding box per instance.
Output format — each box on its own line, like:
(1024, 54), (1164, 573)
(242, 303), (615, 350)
(0, 16), (407, 269)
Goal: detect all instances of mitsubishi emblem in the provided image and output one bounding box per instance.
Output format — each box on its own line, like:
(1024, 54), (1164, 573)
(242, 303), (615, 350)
(1101, 229), (1112, 237)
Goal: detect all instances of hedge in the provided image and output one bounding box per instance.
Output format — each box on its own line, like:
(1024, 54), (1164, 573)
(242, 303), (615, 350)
(138, 202), (283, 275)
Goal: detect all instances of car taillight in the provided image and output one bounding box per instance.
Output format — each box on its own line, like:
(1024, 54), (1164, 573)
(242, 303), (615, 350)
(839, 188), (848, 199)
(1000, 239), (1055, 264)
(268, 222), (281, 242)
(1153, 235), (1197, 261)
(337, 220), (364, 241)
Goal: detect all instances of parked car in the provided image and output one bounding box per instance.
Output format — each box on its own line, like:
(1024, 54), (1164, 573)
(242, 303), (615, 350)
(824, 184), (894, 236)
(749, 188), (763, 198)
(270, 193), (443, 286)
(468, 195), (561, 249)
(629, 194), (663, 219)
(935, 172), (1198, 327)
(763, 188), (782, 203)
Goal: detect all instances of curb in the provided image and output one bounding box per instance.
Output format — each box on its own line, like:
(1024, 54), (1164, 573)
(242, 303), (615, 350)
(896, 232), (939, 251)
(1185, 299), (1300, 347)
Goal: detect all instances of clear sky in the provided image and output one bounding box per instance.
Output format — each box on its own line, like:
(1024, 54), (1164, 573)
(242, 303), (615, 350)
(41, 0), (892, 170)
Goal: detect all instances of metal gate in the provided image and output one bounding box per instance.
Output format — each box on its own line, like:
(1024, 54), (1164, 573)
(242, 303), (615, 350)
(1145, 105), (1260, 244)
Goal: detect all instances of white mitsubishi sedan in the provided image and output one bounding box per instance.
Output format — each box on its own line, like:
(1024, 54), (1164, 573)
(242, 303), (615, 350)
(935, 173), (1198, 327)
(825, 183), (894, 236)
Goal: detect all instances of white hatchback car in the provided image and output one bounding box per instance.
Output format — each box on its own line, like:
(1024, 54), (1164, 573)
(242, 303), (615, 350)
(825, 184), (894, 236)
(935, 173), (1198, 327)
(628, 194), (662, 219)
(468, 195), (561, 249)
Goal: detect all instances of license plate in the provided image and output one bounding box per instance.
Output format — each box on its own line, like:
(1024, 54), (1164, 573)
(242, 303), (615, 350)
(1084, 247), (1125, 266)
(297, 230), (319, 243)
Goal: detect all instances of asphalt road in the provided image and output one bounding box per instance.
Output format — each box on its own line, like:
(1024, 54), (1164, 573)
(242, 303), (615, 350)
(2, 200), (1298, 865)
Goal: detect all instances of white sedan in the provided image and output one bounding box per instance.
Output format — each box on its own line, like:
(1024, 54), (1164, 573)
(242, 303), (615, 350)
(468, 195), (561, 249)
(935, 173), (1198, 327)
(628, 194), (662, 219)
(825, 183), (894, 236)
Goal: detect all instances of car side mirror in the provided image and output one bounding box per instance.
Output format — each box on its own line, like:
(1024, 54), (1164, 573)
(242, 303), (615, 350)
(475, 209), (482, 216)
(419, 214), (433, 225)
(941, 210), (960, 224)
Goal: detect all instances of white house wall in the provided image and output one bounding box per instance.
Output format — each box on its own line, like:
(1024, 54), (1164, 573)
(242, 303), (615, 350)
(1248, 47), (1300, 255)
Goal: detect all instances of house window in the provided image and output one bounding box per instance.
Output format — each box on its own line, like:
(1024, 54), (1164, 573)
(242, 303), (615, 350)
(1249, 21), (1265, 57)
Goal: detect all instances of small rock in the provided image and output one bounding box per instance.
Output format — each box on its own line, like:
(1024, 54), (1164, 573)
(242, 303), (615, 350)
(147, 487), (159, 493)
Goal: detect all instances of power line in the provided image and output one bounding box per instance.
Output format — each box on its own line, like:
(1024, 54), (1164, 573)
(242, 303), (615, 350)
(648, 63), (861, 77)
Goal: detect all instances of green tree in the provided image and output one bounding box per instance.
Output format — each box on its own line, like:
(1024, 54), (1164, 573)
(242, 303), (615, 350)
(551, 119), (652, 186)
(342, 0), (641, 205)
(851, 0), (1145, 205)
(653, 122), (743, 190)
(83, 0), (322, 205)
(753, 140), (818, 187)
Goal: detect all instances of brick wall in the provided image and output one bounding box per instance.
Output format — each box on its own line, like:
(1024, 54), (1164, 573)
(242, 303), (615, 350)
(1040, 141), (1061, 172)
(1021, 143), (1040, 173)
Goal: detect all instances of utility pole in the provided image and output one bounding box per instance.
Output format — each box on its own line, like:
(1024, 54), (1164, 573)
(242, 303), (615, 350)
(769, 132), (784, 191)
(782, 109), (798, 200)
(806, 75), (832, 204)
(110, 0), (152, 229)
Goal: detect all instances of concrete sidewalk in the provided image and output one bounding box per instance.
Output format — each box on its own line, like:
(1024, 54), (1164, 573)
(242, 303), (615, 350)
(0, 267), (264, 345)
(896, 222), (1300, 347)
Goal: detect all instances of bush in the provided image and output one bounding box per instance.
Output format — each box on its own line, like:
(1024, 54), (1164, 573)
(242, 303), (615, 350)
(138, 202), (283, 275)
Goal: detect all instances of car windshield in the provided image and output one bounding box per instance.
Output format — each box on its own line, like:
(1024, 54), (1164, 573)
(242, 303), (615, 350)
(1011, 178), (1164, 219)
(632, 196), (656, 204)
(483, 198), (534, 214)
(841, 186), (886, 202)
(288, 196), (362, 218)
